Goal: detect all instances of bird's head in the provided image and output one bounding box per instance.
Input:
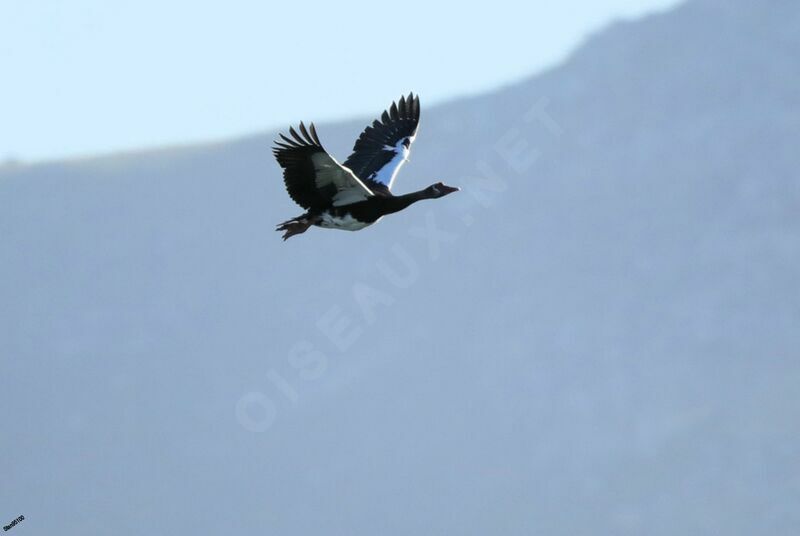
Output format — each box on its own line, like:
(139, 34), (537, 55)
(426, 182), (460, 198)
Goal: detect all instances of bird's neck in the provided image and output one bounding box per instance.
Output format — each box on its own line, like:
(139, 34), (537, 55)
(383, 188), (434, 214)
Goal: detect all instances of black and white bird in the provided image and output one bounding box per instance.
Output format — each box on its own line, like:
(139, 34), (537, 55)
(273, 93), (459, 240)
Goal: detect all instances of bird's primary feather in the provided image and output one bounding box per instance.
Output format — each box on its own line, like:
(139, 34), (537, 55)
(343, 93), (420, 191)
(272, 122), (374, 211)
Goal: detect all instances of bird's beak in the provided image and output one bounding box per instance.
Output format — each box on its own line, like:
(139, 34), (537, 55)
(440, 184), (460, 195)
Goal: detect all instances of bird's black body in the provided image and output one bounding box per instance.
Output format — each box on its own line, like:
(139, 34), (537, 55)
(272, 93), (459, 239)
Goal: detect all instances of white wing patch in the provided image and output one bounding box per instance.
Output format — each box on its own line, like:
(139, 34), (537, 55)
(309, 152), (375, 207)
(332, 186), (371, 207)
(369, 135), (415, 190)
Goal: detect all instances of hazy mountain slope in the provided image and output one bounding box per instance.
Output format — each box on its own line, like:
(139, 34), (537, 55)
(2, 0), (799, 534)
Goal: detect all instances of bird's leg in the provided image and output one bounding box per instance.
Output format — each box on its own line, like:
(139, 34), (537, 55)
(279, 220), (312, 240)
(276, 214), (319, 240)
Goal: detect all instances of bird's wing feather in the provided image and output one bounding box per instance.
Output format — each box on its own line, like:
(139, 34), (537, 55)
(343, 93), (420, 191)
(273, 122), (374, 210)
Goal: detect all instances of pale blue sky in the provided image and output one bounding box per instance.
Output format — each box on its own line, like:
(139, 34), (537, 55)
(1, 0), (682, 162)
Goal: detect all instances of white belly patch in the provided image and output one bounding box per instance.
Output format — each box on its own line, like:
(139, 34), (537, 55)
(317, 212), (374, 231)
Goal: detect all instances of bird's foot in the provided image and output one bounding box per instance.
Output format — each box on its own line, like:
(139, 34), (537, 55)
(276, 217), (315, 240)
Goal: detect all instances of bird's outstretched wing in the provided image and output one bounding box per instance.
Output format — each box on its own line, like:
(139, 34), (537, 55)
(273, 122), (374, 210)
(343, 93), (420, 192)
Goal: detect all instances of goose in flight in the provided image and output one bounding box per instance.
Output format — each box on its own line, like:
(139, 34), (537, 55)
(272, 93), (459, 240)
